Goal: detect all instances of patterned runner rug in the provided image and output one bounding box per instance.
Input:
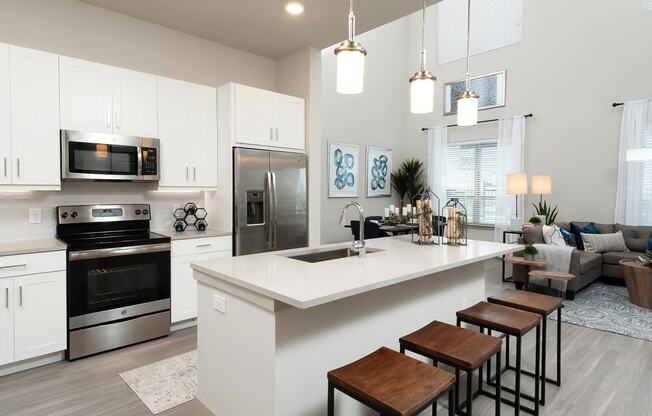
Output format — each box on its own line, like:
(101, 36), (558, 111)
(120, 350), (197, 414)
(549, 282), (652, 342)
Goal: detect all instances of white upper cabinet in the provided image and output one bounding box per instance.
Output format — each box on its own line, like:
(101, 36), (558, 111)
(231, 83), (305, 151)
(157, 76), (217, 188)
(112, 67), (158, 138)
(9, 46), (60, 186)
(13, 271), (66, 362)
(0, 43), (10, 185)
(59, 57), (113, 133)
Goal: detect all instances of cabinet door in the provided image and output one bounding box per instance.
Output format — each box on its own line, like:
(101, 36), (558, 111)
(234, 84), (274, 147)
(0, 43), (10, 185)
(59, 56), (113, 133)
(171, 250), (231, 323)
(0, 278), (13, 366)
(112, 67), (157, 138)
(187, 82), (217, 187)
(274, 94), (305, 150)
(9, 46), (60, 186)
(14, 271), (66, 362)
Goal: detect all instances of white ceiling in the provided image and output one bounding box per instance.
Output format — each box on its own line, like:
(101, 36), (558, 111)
(79, 0), (439, 59)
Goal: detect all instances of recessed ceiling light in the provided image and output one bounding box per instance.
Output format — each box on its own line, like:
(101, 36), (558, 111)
(285, 2), (304, 15)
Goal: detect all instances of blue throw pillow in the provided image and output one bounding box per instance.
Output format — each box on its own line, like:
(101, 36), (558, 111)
(560, 229), (576, 247)
(647, 234), (652, 254)
(570, 222), (597, 251)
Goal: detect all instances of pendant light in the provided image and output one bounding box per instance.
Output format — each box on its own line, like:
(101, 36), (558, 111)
(456, 0), (479, 126)
(409, 0), (436, 114)
(335, 0), (367, 94)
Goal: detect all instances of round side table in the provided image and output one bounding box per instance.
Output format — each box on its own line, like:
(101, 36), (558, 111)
(619, 260), (652, 309)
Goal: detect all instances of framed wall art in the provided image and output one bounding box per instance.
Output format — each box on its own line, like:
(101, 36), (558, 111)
(366, 146), (392, 197)
(328, 142), (360, 198)
(444, 70), (506, 115)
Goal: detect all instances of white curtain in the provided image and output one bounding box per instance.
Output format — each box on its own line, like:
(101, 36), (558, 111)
(493, 116), (526, 242)
(426, 127), (448, 209)
(614, 99), (652, 225)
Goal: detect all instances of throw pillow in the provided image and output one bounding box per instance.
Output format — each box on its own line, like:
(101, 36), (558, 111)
(571, 222), (597, 250)
(581, 231), (630, 253)
(647, 233), (652, 254)
(560, 229), (576, 247)
(542, 224), (566, 246)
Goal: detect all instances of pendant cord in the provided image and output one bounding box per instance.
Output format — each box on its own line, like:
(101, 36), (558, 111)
(420, 0), (426, 71)
(348, 0), (356, 41)
(465, 0), (471, 90)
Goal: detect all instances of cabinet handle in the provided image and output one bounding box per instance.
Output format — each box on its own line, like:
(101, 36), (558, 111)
(0, 264), (27, 270)
(16, 158), (20, 177)
(19, 285), (22, 306)
(3, 157), (6, 177)
(275, 128), (279, 141)
(186, 167), (189, 181)
(193, 167), (196, 181)
(270, 127), (273, 142)
(116, 110), (120, 129)
(196, 243), (212, 248)
(4, 288), (7, 309)
(107, 108), (111, 127)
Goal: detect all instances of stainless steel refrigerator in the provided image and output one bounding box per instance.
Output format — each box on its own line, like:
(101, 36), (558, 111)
(233, 147), (308, 256)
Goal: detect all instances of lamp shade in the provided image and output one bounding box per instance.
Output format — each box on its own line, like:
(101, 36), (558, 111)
(506, 173), (528, 195)
(336, 48), (365, 94)
(626, 148), (652, 162)
(410, 76), (435, 114)
(531, 175), (552, 195)
(456, 91), (479, 126)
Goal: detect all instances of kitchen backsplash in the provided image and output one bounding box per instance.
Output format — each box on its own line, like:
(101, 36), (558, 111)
(0, 182), (207, 241)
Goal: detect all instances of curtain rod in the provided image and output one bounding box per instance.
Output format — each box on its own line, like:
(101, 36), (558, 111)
(612, 102), (624, 107)
(421, 113), (533, 131)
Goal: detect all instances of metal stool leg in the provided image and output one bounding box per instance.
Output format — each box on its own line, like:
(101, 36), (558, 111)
(455, 368), (461, 414)
(534, 324), (541, 416)
(448, 388), (455, 416)
(433, 399), (437, 415)
(496, 350), (502, 416)
(466, 369), (473, 416)
(328, 381), (334, 416)
(557, 306), (562, 386)
(541, 317), (547, 406)
(478, 327), (484, 394)
(515, 335), (521, 416)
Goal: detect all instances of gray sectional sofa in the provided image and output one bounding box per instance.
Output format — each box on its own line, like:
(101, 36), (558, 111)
(513, 221), (652, 299)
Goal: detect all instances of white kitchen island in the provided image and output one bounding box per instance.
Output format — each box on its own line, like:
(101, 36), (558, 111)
(191, 236), (520, 416)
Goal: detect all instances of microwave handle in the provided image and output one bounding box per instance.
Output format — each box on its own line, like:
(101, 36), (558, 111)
(137, 146), (143, 176)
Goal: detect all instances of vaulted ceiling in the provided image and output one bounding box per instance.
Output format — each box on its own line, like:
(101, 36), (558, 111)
(79, 0), (439, 59)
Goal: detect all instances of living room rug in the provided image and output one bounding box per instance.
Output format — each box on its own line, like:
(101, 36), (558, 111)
(549, 282), (652, 342)
(119, 350), (197, 414)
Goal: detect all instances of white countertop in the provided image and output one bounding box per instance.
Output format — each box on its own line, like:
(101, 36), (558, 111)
(0, 238), (67, 257)
(192, 236), (521, 309)
(153, 228), (231, 240)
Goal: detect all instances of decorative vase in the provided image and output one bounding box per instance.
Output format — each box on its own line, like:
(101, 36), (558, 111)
(524, 253), (536, 261)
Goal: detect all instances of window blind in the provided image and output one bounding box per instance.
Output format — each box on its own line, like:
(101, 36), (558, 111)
(640, 129), (652, 225)
(446, 141), (497, 225)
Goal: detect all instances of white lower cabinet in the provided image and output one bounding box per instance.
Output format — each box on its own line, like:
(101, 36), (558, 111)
(171, 237), (231, 323)
(0, 278), (13, 366)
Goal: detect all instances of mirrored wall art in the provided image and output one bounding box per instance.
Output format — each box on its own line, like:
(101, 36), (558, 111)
(366, 146), (392, 197)
(328, 142), (360, 198)
(444, 70), (506, 115)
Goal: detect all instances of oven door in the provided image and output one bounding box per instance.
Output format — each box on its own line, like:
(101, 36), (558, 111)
(67, 244), (170, 329)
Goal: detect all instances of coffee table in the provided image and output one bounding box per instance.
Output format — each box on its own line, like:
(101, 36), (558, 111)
(505, 256), (547, 291)
(619, 260), (652, 309)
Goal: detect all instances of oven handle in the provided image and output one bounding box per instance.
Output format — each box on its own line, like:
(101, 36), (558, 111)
(69, 243), (171, 261)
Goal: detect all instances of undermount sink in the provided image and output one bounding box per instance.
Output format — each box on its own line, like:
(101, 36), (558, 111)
(285, 247), (384, 263)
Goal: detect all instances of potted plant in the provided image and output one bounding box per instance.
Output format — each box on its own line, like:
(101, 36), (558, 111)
(532, 200), (559, 226)
(391, 158), (425, 217)
(528, 216), (542, 225)
(523, 245), (538, 261)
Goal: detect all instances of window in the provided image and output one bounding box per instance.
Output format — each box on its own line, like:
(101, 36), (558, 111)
(640, 129), (652, 225)
(446, 140), (497, 225)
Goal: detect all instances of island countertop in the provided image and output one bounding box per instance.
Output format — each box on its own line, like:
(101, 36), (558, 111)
(192, 236), (521, 309)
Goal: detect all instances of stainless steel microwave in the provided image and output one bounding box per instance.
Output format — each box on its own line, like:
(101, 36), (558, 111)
(61, 130), (160, 182)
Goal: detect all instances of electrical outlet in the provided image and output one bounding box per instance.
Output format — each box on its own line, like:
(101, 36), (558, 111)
(29, 208), (42, 224)
(213, 294), (226, 314)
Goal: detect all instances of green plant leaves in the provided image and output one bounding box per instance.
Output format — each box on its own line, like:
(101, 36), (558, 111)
(391, 158), (425, 204)
(532, 200), (559, 225)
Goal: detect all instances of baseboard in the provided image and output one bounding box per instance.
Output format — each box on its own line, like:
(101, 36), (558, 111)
(171, 317), (197, 332)
(0, 351), (64, 378)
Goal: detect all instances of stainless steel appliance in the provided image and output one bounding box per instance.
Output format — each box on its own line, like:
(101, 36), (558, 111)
(61, 130), (160, 182)
(234, 148), (308, 256)
(56, 204), (171, 360)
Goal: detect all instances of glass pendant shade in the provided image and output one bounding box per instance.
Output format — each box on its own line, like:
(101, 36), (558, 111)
(335, 43), (366, 94)
(410, 72), (436, 114)
(456, 90), (479, 126)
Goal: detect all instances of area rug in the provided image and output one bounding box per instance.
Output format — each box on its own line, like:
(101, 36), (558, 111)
(120, 350), (197, 414)
(549, 282), (652, 342)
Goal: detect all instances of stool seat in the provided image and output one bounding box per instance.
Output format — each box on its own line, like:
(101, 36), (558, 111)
(489, 289), (562, 316)
(400, 321), (501, 370)
(457, 301), (541, 336)
(328, 347), (455, 416)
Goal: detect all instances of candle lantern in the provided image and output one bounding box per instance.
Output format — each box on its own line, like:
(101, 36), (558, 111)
(443, 198), (468, 246)
(411, 187), (441, 245)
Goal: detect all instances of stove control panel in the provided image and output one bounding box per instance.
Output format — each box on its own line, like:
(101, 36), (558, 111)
(57, 204), (152, 224)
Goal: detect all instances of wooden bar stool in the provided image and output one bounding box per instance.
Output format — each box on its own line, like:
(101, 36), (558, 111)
(488, 289), (563, 406)
(457, 302), (541, 416)
(327, 347), (455, 416)
(399, 321), (502, 416)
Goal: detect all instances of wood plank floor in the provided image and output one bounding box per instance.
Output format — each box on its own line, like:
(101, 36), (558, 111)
(1, 259), (650, 415)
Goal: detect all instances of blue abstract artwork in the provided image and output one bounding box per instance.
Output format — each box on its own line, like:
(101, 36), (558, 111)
(366, 147), (392, 197)
(328, 142), (359, 197)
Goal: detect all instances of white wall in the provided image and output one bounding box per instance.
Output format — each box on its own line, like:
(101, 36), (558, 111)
(0, 0), (277, 241)
(320, 17), (411, 244)
(407, 0), (652, 226)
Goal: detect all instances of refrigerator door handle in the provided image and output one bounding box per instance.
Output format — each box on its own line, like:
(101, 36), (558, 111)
(271, 171), (278, 249)
(264, 171), (273, 248)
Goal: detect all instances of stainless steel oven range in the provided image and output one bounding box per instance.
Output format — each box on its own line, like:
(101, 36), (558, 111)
(56, 204), (171, 360)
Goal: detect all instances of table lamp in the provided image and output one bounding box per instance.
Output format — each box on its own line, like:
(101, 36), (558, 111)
(506, 173), (528, 230)
(531, 175), (552, 203)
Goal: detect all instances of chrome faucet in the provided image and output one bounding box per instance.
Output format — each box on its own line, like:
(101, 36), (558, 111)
(339, 201), (366, 257)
